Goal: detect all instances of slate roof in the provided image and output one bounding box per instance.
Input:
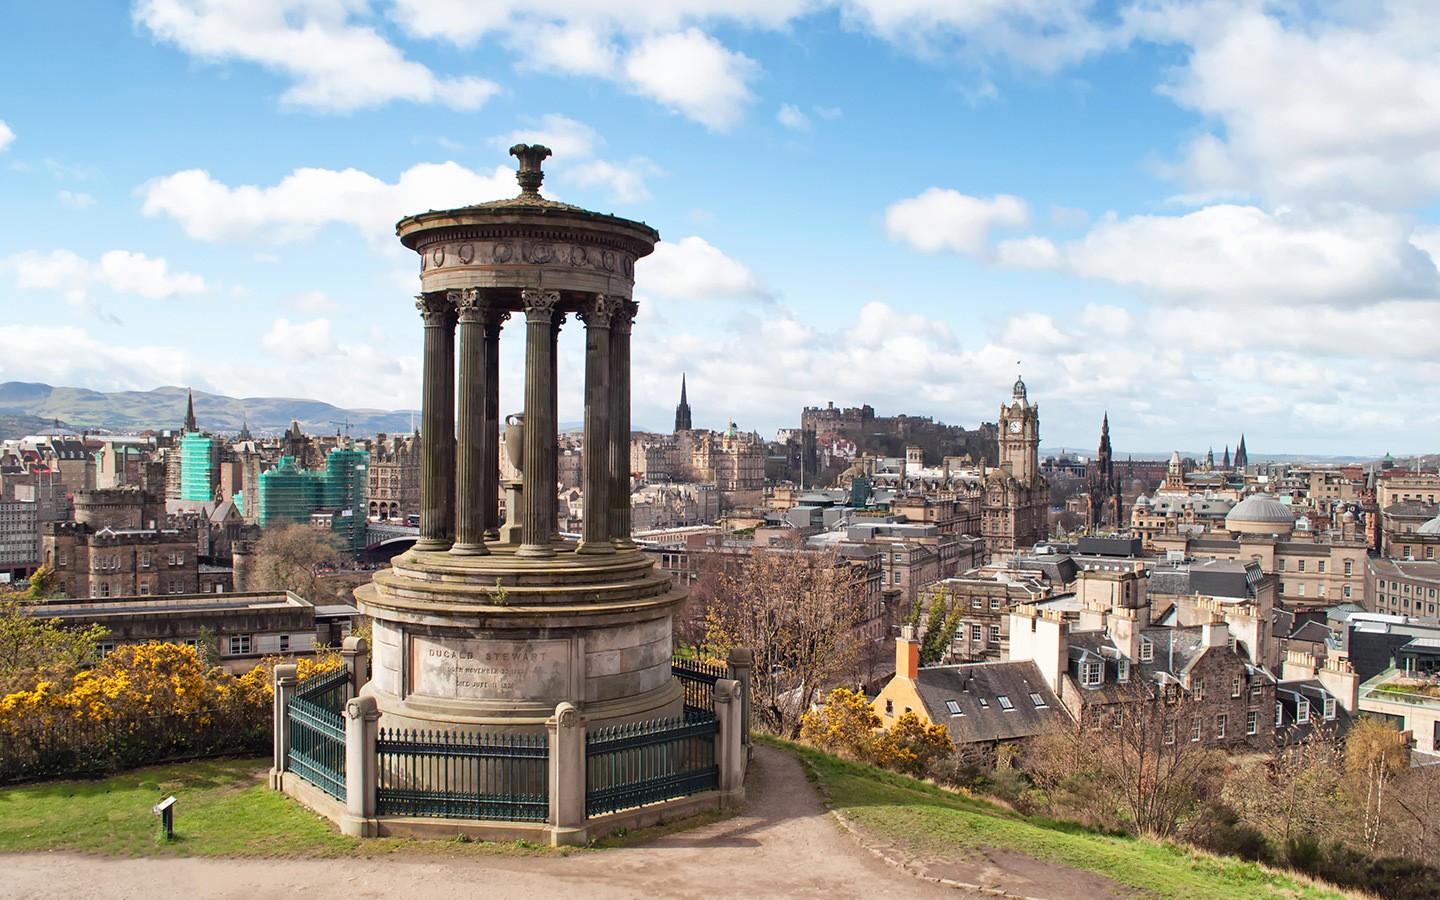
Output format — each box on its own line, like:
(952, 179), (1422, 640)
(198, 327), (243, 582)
(1275, 679), (1352, 744)
(1383, 501), (1440, 519)
(912, 661), (1068, 744)
(1289, 620), (1334, 645)
(1147, 569), (1191, 596)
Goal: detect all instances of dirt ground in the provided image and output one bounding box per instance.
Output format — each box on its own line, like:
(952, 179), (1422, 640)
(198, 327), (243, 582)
(2, 746), (958, 900)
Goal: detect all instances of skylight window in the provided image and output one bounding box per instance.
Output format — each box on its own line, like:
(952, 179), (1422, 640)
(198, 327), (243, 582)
(997, 695), (1014, 710)
(945, 699), (962, 716)
(978, 697), (989, 709)
(1029, 692), (1047, 708)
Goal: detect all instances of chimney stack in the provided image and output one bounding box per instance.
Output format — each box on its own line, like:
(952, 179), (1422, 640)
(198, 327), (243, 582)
(897, 625), (920, 680)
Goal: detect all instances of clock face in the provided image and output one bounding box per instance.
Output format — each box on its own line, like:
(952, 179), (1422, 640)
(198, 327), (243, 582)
(1009, 420), (1023, 433)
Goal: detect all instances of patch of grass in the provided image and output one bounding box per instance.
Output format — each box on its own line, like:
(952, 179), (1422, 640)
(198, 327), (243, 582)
(767, 737), (1350, 900)
(0, 757), (734, 860)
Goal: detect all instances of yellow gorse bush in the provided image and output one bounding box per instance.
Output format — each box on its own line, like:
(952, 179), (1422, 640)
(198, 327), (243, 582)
(800, 687), (954, 777)
(0, 641), (344, 734)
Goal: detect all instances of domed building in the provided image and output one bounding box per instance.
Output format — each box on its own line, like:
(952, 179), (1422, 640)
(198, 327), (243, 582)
(1224, 494), (1296, 536)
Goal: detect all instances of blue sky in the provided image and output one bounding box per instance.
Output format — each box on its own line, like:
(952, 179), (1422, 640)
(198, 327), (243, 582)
(2, 1), (1437, 457)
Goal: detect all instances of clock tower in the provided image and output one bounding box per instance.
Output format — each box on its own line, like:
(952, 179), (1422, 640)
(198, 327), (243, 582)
(983, 376), (1049, 556)
(998, 377), (1040, 486)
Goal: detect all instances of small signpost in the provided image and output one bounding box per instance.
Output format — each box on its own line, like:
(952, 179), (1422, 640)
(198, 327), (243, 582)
(152, 795), (176, 840)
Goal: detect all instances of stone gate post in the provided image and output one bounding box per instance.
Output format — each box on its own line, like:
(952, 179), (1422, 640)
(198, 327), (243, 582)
(340, 635), (369, 700)
(726, 647), (754, 746)
(715, 678), (746, 806)
(341, 695), (380, 837)
(546, 701), (588, 847)
(269, 663), (298, 790)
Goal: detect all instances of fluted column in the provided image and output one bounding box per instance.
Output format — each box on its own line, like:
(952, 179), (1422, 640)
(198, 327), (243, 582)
(608, 300), (638, 548)
(415, 292), (456, 552)
(451, 288), (489, 555)
(577, 295), (616, 554)
(482, 307), (508, 539)
(550, 312), (565, 542)
(519, 289), (560, 558)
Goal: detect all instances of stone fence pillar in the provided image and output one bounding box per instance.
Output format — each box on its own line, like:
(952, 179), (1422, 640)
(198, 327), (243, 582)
(340, 635), (369, 700)
(547, 701), (587, 847)
(269, 663), (298, 790)
(341, 695), (380, 837)
(715, 678), (746, 806)
(726, 647), (754, 746)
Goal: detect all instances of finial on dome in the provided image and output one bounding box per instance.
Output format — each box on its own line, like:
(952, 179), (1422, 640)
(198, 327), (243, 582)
(509, 144), (552, 198)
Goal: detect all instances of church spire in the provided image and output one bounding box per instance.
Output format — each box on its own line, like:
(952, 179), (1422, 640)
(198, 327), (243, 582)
(674, 373), (693, 432)
(184, 388), (198, 433)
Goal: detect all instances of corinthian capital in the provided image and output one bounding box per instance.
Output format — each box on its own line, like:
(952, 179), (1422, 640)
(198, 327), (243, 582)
(415, 292), (456, 327)
(611, 299), (639, 334)
(521, 289), (561, 323)
(578, 293), (619, 329)
(452, 288), (490, 323)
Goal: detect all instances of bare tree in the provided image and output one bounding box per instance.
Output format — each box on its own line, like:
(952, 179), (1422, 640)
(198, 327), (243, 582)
(1031, 682), (1221, 837)
(703, 548), (868, 738)
(1222, 726), (1347, 848)
(251, 523), (342, 601)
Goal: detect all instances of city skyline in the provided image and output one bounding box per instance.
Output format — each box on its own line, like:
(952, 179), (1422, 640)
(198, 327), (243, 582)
(2, 2), (1438, 456)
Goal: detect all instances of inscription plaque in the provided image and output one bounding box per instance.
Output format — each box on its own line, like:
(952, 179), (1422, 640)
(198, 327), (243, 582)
(411, 636), (570, 701)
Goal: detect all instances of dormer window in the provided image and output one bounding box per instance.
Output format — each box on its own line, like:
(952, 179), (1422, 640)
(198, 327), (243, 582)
(1274, 701), (1284, 727)
(1139, 639), (1154, 662)
(1297, 700), (1310, 725)
(1323, 697), (1336, 720)
(1081, 660), (1103, 687)
(1117, 659), (1130, 683)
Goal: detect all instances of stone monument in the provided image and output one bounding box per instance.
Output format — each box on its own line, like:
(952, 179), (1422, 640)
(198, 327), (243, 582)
(355, 145), (686, 734)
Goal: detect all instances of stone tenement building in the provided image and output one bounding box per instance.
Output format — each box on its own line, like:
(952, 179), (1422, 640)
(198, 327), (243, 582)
(367, 431), (421, 522)
(43, 487), (202, 599)
(982, 377), (1050, 554)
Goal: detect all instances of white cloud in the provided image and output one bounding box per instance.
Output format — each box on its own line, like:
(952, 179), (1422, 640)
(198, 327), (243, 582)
(138, 161), (516, 244)
(623, 30), (759, 131)
(999, 311), (1072, 352)
(96, 251), (208, 299)
(505, 22), (620, 78)
(0, 120), (14, 152)
(1056, 204), (1439, 306)
(837, 0), (1113, 71)
(3, 249), (207, 304)
(262, 317), (335, 361)
(0, 325), (206, 391)
(638, 236), (772, 302)
(1129, 0), (1440, 208)
(569, 159), (658, 203)
(57, 190), (96, 208)
(777, 103), (811, 132)
(885, 189), (1030, 256)
(133, 0), (499, 113)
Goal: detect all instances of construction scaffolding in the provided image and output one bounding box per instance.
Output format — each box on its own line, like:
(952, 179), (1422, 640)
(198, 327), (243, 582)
(257, 444), (370, 553)
(179, 433), (220, 502)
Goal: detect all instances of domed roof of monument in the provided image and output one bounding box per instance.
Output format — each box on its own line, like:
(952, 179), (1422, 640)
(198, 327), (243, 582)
(1418, 514), (1440, 535)
(1225, 493), (1296, 531)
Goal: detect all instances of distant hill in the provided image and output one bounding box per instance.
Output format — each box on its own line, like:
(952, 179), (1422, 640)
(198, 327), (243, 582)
(0, 382), (419, 437)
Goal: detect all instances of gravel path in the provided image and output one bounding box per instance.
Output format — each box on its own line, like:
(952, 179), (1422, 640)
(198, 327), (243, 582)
(2, 745), (960, 899)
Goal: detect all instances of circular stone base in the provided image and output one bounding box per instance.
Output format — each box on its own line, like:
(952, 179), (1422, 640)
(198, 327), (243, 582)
(355, 542), (688, 734)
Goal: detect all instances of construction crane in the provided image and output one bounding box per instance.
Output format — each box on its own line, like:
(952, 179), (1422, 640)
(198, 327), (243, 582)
(330, 419), (355, 437)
